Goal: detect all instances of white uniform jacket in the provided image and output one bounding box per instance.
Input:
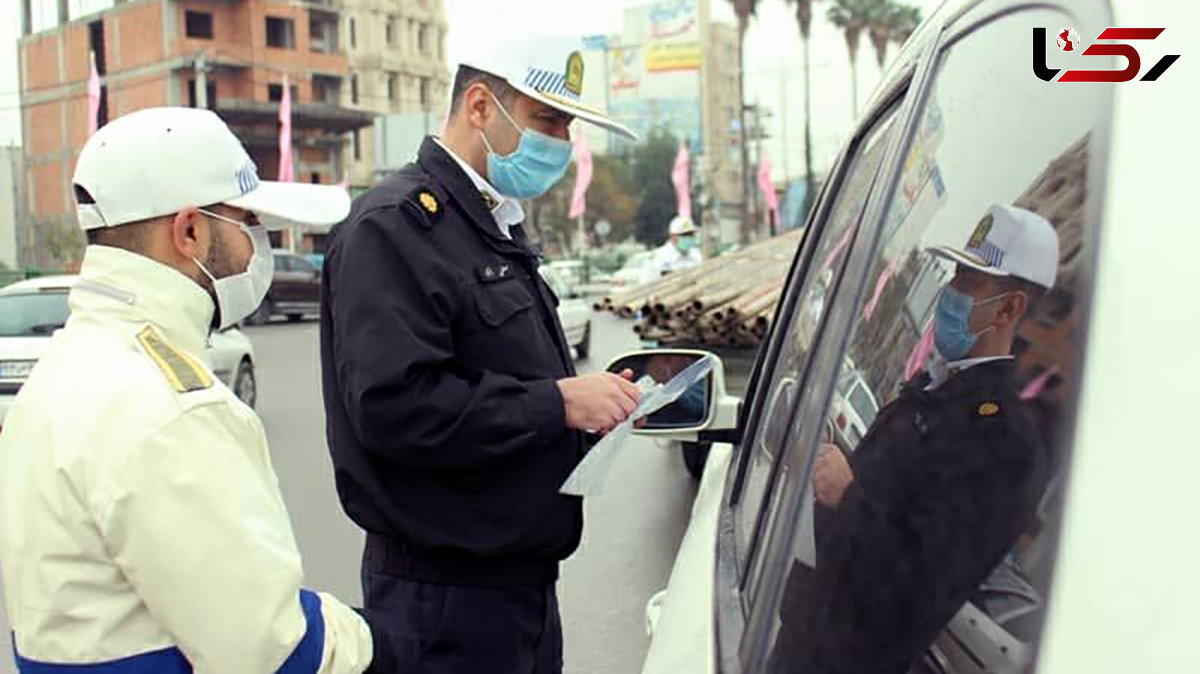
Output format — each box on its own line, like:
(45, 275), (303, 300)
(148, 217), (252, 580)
(0, 246), (374, 672)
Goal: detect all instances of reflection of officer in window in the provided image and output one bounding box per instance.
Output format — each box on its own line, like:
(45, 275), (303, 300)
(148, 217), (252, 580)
(771, 205), (1059, 674)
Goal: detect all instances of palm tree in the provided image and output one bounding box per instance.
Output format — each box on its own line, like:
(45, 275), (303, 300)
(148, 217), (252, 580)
(728, 0), (759, 241)
(827, 0), (875, 116)
(867, 1), (901, 71)
(786, 0), (821, 223)
(890, 4), (923, 48)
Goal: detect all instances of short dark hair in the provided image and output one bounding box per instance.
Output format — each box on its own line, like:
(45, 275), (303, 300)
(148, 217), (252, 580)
(85, 218), (158, 251)
(448, 65), (517, 116)
(997, 275), (1048, 317)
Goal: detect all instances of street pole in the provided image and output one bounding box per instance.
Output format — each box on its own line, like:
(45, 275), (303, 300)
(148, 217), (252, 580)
(195, 52), (208, 109)
(737, 24), (751, 245)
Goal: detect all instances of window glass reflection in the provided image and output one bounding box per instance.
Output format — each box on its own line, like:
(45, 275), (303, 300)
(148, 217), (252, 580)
(765, 8), (1108, 674)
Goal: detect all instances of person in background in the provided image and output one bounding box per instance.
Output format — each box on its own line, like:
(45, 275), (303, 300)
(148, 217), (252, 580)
(0, 108), (405, 673)
(648, 215), (703, 280)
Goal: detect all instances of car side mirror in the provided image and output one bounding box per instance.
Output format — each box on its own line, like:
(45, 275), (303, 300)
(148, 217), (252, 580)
(606, 348), (741, 442)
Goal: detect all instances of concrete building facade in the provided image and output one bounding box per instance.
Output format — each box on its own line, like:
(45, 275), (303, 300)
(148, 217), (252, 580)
(580, 0), (744, 234)
(18, 0), (372, 265)
(341, 0), (450, 189)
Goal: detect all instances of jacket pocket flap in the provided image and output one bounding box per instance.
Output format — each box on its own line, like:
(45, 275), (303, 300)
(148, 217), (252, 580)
(475, 283), (535, 327)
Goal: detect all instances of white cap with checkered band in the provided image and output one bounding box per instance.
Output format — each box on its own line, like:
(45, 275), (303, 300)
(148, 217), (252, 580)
(459, 42), (638, 141)
(72, 107), (350, 231)
(929, 203), (1060, 290)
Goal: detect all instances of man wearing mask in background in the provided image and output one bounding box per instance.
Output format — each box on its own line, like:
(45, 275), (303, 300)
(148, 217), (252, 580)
(771, 204), (1058, 674)
(649, 215), (703, 280)
(320, 49), (641, 674)
(0, 108), (405, 672)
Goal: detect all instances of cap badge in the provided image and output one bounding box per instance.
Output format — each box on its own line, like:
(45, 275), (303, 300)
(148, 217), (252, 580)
(978, 402), (1001, 417)
(967, 213), (994, 250)
(565, 51), (585, 96)
(419, 192), (439, 214)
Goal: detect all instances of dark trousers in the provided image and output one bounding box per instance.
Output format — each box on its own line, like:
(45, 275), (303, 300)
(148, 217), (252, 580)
(362, 564), (563, 674)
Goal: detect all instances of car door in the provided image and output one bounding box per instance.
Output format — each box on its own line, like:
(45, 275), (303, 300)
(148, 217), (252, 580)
(289, 255), (321, 306)
(733, 1), (1113, 673)
(272, 254), (295, 305)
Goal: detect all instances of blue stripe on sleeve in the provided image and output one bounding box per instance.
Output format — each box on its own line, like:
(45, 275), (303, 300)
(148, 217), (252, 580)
(13, 590), (325, 674)
(13, 638), (192, 673)
(274, 590), (326, 674)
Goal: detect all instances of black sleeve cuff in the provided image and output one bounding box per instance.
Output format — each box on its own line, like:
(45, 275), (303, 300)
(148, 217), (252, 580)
(526, 378), (567, 446)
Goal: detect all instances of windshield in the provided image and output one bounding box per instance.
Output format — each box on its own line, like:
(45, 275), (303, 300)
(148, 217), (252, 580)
(0, 292), (71, 337)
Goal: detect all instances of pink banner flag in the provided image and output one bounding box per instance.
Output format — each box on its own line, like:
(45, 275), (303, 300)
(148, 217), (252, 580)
(568, 131), (593, 220)
(86, 51), (101, 137)
(1020, 365), (1060, 400)
(278, 75), (294, 183)
(863, 257), (902, 321)
(904, 319), (936, 381)
(671, 141), (691, 220)
(758, 155), (780, 226)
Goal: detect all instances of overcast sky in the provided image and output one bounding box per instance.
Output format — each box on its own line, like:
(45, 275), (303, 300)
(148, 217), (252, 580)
(2, 0), (942, 182)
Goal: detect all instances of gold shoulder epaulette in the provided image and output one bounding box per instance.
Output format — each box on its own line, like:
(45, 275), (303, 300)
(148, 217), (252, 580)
(136, 327), (213, 393)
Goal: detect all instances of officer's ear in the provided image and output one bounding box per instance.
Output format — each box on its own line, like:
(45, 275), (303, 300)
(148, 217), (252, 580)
(997, 290), (1029, 327)
(463, 82), (495, 130)
(168, 206), (205, 262)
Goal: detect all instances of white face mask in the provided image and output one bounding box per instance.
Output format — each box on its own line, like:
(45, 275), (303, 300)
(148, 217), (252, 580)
(193, 208), (274, 330)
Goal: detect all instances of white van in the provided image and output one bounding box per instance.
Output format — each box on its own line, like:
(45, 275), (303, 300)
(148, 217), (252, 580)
(607, 0), (1197, 672)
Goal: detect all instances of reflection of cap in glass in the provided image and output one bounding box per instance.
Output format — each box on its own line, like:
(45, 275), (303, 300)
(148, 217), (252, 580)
(668, 216), (696, 236)
(928, 204), (1059, 289)
(459, 45), (638, 141)
(72, 107), (350, 232)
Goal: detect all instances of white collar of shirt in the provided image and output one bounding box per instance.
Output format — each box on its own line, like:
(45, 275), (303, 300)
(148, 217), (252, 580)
(434, 138), (524, 239)
(926, 355), (1014, 391)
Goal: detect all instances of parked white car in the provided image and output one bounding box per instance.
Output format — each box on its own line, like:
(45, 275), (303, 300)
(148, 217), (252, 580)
(541, 266), (591, 360)
(0, 276), (258, 428)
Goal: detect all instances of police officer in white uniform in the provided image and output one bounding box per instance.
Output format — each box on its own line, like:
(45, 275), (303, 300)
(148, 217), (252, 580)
(648, 215), (703, 280)
(0, 108), (406, 672)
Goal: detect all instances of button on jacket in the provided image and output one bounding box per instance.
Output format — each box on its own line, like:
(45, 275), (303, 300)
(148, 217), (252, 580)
(0, 246), (375, 672)
(320, 138), (583, 587)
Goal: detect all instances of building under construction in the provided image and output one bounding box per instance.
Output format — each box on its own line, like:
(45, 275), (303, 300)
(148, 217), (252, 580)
(16, 0), (378, 266)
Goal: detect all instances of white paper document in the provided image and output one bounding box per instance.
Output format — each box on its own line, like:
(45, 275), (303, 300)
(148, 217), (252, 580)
(560, 355), (716, 496)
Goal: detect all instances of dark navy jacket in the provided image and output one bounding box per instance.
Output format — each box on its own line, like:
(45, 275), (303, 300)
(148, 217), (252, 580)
(320, 138), (582, 587)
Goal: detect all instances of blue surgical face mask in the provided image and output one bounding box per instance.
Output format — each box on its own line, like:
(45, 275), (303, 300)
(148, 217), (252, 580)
(481, 93), (572, 200)
(677, 236), (696, 253)
(933, 286), (1007, 361)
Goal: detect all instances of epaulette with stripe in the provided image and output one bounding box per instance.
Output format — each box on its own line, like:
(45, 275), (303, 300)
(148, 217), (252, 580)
(135, 327), (213, 393)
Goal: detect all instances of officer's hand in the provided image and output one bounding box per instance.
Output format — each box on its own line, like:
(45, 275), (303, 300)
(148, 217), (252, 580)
(557, 372), (641, 434)
(813, 444), (854, 508)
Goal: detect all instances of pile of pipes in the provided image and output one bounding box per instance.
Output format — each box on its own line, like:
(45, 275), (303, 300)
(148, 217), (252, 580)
(594, 229), (803, 348)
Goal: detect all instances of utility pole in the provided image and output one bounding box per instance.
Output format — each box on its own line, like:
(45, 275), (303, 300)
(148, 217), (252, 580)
(195, 52), (208, 109)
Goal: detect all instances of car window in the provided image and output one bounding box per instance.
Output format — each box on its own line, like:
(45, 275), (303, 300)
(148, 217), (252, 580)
(274, 254), (292, 272)
(0, 292), (71, 337)
(847, 384), (876, 428)
(293, 257), (317, 274)
(758, 7), (1111, 673)
(734, 101), (905, 605)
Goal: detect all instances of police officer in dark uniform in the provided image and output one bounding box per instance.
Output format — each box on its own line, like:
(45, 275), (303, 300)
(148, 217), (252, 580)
(319, 48), (641, 674)
(770, 204), (1060, 674)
